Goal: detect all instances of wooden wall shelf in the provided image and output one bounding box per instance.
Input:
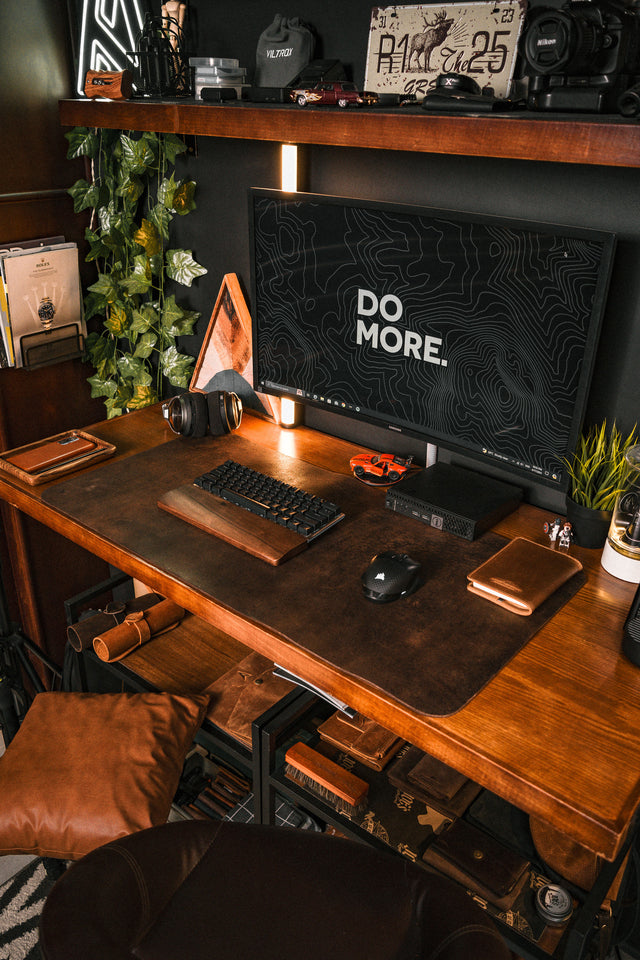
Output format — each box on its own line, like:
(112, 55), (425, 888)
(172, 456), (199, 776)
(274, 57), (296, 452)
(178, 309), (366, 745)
(59, 98), (640, 168)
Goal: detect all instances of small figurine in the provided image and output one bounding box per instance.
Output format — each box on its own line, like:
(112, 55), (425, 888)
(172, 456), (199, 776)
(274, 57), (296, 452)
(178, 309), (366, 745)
(558, 521), (574, 550)
(543, 517), (563, 544)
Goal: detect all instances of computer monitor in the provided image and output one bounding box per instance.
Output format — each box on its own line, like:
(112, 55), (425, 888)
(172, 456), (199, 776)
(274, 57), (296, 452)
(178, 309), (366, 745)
(249, 187), (616, 496)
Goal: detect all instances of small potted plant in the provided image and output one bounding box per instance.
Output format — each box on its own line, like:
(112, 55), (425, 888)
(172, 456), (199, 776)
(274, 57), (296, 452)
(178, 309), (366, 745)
(565, 420), (638, 547)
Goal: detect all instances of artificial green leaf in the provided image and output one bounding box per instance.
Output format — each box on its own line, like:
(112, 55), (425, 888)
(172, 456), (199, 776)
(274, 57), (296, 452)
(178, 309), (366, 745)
(65, 127), (98, 159)
(105, 399), (126, 419)
(88, 273), (120, 303)
(118, 354), (152, 383)
(105, 302), (129, 337)
(133, 332), (157, 359)
(100, 224), (128, 259)
(173, 180), (197, 215)
(147, 202), (172, 241)
(88, 373), (118, 399)
(158, 173), (177, 209)
(162, 133), (188, 164)
(140, 131), (160, 161)
(161, 294), (199, 336)
(86, 329), (115, 361)
(117, 173), (145, 205)
(161, 344), (195, 386)
(120, 133), (156, 174)
(165, 249), (208, 287)
(98, 200), (119, 233)
(121, 255), (152, 295)
(68, 179), (100, 213)
(127, 384), (159, 409)
(131, 304), (159, 333)
(84, 229), (112, 263)
(134, 219), (163, 256)
(82, 291), (108, 322)
(148, 253), (164, 276)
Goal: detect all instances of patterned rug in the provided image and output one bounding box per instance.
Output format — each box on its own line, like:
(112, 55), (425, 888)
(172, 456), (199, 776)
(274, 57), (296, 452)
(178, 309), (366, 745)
(0, 859), (66, 960)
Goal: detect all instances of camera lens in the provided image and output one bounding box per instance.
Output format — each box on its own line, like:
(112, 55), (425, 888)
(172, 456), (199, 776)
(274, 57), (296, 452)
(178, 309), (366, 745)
(523, 6), (605, 75)
(619, 82), (640, 116)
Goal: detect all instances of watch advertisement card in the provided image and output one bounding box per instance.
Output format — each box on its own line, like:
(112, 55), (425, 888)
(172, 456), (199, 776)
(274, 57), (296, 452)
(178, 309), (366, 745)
(0, 242), (86, 368)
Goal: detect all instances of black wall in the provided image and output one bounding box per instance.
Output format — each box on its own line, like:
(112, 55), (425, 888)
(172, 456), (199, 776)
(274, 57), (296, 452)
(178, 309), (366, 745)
(76, 1), (640, 505)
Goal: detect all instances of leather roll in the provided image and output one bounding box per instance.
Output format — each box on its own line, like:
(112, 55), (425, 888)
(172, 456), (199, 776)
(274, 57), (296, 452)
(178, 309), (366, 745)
(67, 594), (162, 651)
(93, 599), (185, 662)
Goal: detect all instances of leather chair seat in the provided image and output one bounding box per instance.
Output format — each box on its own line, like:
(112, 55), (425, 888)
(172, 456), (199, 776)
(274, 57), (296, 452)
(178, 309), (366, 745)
(40, 819), (511, 960)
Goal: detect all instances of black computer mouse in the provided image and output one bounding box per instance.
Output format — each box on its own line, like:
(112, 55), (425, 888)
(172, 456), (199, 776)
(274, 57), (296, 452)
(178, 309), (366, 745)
(361, 551), (422, 603)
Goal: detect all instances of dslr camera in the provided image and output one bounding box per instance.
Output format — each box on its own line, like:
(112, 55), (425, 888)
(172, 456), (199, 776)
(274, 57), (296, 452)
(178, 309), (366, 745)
(162, 389), (242, 438)
(521, 0), (640, 112)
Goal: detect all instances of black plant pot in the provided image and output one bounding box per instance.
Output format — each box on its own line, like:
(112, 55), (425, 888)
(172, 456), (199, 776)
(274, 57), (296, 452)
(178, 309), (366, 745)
(565, 499), (612, 549)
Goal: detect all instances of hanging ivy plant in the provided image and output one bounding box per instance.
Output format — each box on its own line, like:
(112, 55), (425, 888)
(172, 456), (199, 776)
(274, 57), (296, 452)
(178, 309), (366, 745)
(65, 126), (207, 418)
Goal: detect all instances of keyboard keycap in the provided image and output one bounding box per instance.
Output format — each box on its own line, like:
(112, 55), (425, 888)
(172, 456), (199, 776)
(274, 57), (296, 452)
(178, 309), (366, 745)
(194, 460), (344, 542)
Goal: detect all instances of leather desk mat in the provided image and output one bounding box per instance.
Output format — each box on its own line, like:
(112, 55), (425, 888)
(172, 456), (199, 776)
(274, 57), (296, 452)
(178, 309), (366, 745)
(42, 434), (585, 716)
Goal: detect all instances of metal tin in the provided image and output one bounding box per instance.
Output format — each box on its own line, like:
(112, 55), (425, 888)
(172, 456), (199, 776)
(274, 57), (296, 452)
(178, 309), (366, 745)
(535, 883), (573, 925)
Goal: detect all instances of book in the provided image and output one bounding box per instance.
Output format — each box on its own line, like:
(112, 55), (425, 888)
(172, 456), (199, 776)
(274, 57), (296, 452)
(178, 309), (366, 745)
(467, 537), (583, 616)
(0, 272), (14, 366)
(1, 242), (85, 368)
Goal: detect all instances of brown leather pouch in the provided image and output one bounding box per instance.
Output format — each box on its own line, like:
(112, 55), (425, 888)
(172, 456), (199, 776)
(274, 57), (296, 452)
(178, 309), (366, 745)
(387, 745), (481, 816)
(203, 652), (297, 747)
(529, 816), (602, 890)
(93, 599), (185, 662)
(66, 594), (163, 651)
(317, 710), (403, 770)
(467, 537), (583, 616)
(422, 818), (529, 908)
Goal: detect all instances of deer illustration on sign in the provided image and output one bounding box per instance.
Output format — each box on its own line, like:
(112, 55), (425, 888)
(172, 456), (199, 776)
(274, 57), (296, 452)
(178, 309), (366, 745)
(408, 10), (455, 71)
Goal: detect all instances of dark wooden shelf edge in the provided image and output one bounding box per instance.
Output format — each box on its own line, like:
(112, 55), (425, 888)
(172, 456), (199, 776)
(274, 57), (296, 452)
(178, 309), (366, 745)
(59, 97), (640, 167)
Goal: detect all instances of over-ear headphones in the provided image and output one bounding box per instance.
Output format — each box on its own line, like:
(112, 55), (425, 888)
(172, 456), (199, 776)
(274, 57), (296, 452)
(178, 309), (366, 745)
(161, 390), (243, 437)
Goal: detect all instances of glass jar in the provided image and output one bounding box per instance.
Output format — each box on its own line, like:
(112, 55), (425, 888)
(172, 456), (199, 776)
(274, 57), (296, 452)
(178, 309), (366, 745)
(601, 444), (640, 582)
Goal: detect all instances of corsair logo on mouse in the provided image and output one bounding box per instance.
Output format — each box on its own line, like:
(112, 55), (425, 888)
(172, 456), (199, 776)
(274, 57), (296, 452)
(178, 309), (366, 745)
(355, 289), (448, 366)
(375, 572), (386, 580)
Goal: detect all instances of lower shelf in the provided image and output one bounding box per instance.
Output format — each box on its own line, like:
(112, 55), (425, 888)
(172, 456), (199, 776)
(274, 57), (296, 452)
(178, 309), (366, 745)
(258, 697), (635, 960)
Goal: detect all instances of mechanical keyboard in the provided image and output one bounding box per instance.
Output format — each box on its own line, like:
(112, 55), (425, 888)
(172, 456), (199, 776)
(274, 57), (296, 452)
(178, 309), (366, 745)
(193, 459), (345, 541)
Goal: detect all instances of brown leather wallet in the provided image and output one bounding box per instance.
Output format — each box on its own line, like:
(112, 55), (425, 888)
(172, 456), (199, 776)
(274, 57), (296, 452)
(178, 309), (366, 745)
(387, 745), (481, 816)
(422, 818), (530, 908)
(467, 537), (583, 616)
(317, 710), (404, 771)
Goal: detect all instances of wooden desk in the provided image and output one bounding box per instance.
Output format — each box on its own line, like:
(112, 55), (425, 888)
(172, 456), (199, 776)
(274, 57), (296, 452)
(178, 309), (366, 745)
(1, 404), (639, 862)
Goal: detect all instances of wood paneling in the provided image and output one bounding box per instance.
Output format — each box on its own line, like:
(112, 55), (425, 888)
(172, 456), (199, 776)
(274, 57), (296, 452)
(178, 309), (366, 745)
(0, 0), (110, 672)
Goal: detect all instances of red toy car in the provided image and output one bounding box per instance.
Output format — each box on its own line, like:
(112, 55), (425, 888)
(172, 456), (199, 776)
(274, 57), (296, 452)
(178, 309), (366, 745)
(350, 452), (413, 484)
(290, 81), (367, 108)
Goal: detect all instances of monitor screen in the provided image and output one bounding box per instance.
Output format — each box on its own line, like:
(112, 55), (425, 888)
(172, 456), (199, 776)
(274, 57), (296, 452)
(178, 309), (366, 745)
(249, 188), (616, 492)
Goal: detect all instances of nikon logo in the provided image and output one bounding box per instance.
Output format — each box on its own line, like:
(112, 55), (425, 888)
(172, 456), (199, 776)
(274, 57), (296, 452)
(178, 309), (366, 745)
(536, 37), (557, 46)
(355, 289), (447, 366)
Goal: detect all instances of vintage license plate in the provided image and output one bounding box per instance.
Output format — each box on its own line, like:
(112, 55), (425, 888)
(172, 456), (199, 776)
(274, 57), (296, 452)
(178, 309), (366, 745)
(364, 2), (527, 99)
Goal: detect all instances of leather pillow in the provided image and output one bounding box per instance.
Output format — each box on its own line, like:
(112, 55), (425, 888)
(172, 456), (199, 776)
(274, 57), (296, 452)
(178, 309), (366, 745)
(0, 691), (207, 860)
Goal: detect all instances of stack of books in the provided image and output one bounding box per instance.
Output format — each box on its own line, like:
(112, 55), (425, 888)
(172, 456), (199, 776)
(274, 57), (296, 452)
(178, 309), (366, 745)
(0, 236), (86, 369)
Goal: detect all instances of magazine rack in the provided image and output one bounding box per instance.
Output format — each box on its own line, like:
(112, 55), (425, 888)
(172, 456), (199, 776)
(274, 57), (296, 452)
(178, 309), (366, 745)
(21, 325), (84, 370)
